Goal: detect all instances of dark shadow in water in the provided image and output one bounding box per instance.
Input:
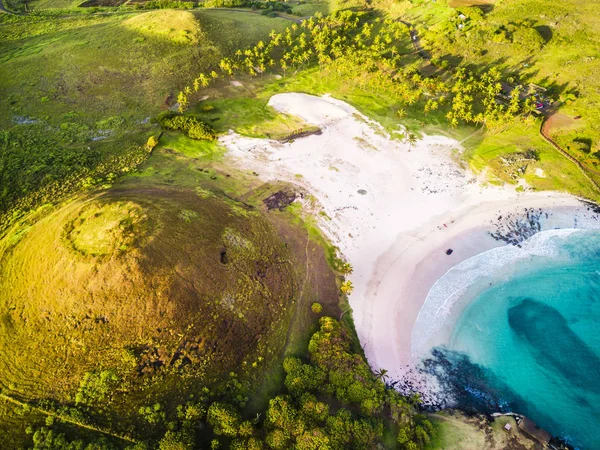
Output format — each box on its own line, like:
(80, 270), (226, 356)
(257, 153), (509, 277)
(420, 347), (564, 444)
(421, 347), (524, 414)
(508, 298), (600, 393)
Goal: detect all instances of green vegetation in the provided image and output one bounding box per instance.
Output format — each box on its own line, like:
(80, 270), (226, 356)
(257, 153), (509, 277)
(2, 0), (599, 447)
(19, 318), (434, 449)
(0, 184), (317, 447)
(424, 412), (538, 450)
(393, 0), (600, 195)
(192, 96), (308, 139)
(0, 10), (216, 226)
(158, 112), (217, 140)
(0, 7), (290, 230)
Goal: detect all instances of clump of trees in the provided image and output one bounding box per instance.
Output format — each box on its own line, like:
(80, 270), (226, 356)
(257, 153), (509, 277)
(204, 317), (434, 449)
(25, 318), (433, 449)
(143, 0), (194, 9)
(177, 11), (533, 133)
(201, 0), (291, 13)
(149, 317), (432, 449)
(158, 113), (216, 141)
(75, 370), (120, 406)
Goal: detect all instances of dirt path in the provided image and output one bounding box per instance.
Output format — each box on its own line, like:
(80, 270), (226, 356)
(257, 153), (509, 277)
(540, 115), (600, 194)
(398, 19), (430, 60)
(0, 393), (140, 444)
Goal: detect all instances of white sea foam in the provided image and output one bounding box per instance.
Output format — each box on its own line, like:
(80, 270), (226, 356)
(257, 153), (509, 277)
(411, 228), (584, 356)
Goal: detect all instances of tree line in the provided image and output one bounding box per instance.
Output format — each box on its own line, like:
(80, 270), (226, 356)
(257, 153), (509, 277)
(177, 11), (535, 133)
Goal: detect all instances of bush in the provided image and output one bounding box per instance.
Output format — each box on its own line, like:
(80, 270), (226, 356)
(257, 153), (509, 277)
(146, 136), (159, 151)
(159, 115), (216, 141)
(311, 302), (323, 313)
(144, 0), (194, 9)
(512, 25), (545, 51)
(75, 370), (119, 405)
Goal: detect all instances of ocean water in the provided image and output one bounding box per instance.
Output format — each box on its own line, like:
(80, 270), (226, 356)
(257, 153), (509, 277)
(432, 229), (600, 449)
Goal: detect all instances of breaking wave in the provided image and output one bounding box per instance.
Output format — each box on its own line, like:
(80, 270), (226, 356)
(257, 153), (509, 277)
(411, 228), (582, 357)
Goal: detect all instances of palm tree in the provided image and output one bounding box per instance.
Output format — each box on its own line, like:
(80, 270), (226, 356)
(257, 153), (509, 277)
(406, 132), (417, 151)
(374, 368), (389, 382)
(396, 108), (407, 119)
(340, 280), (354, 295)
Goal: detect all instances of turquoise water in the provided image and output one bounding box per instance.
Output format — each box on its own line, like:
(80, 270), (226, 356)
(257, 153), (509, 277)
(448, 230), (600, 449)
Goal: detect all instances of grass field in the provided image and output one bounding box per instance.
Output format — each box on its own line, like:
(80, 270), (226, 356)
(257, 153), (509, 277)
(392, 0), (600, 198)
(194, 9), (290, 54)
(2, 1), (600, 446)
(0, 8), (291, 225)
(0, 8), (344, 447)
(426, 411), (536, 450)
(28, 0), (84, 8)
(0, 176), (338, 446)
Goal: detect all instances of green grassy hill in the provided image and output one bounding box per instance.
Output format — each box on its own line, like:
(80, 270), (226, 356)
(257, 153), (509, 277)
(0, 181), (338, 447)
(0, 9), (289, 224)
(388, 0), (600, 194)
(1, 1), (596, 448)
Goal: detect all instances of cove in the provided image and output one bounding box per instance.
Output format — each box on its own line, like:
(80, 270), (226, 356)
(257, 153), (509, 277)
(421, 229), (600, 449)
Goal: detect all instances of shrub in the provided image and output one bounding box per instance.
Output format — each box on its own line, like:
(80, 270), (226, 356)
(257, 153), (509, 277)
(75, 370), (119, 405)
(146, 136), (159, 151)
(159, 114), (216, 141)
(311, 302), (323, 313)
(144, 0), (194, 9)
(139, 403), (167, 424)
(340, 280), (354, 295)
(512, 25), (545, 51)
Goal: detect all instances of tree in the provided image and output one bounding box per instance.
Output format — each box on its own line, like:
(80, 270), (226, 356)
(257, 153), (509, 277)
(75, 370), (119, 406)
(158, 431), (194, 450)
(340, 280), (354, 295)
(374, 368), (389, 382)
(207, 402), (242, 437)
(396, 108), (407, 119)
(145, 136), (159, 151)
(406, 133), (417, 151)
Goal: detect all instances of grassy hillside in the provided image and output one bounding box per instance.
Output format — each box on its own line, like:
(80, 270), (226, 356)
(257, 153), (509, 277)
(387, 0), (600, 195)
(0, 9), (289, 227)
(0, 175), (339, 448)
(0, 1), (594, 448)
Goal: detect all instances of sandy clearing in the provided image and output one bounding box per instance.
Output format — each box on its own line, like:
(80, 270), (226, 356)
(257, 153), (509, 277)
(220, 93), (590, 379)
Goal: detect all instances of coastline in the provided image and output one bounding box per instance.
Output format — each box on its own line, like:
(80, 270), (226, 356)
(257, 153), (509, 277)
(221, 92), (597, 380)
(359, 198), (599, 380)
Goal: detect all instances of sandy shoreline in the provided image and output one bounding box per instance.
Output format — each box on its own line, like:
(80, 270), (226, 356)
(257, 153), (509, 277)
(220, 92), (598, 380)
(362, 198), (597, 380)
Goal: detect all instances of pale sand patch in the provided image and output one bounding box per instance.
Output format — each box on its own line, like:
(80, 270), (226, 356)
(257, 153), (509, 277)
(220, 93), (588, 379)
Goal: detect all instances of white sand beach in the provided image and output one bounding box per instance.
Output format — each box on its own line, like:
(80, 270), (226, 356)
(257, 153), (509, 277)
(221, 93), (597, 380)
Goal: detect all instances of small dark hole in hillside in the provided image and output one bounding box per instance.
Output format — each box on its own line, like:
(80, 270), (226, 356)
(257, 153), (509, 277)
(220, 249), (229, 264)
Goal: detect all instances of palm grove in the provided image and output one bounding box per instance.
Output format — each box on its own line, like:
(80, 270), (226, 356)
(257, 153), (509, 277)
(177, 11), (536, 137)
